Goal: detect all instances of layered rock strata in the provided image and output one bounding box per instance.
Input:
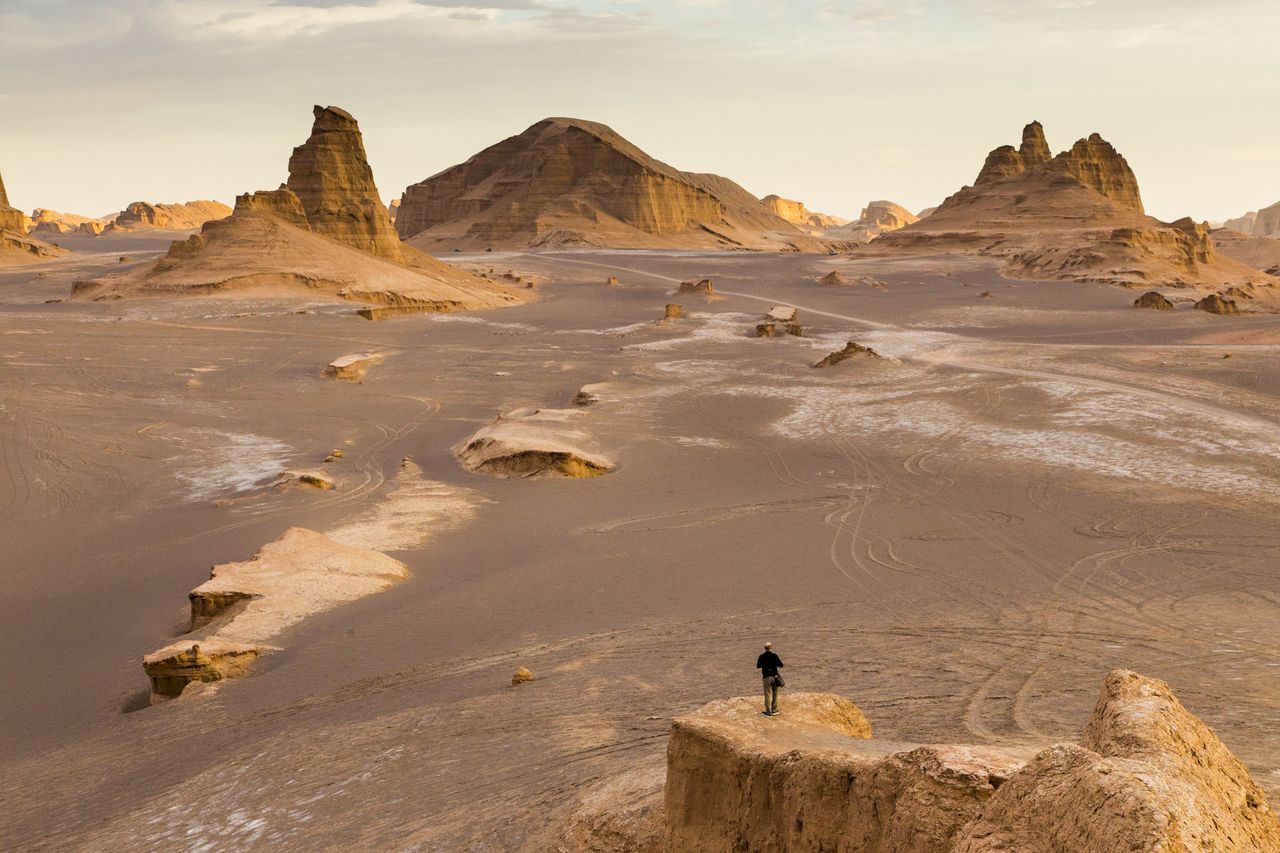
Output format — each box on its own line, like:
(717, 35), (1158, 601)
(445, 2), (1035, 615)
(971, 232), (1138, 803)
(1224, 200), (1280, 238)
(761, 195), (847, 231)
(72, 107), (524, 312)
(814, 341), (882, 367)
(0, 170), (63, 264)
(825, 200), (919, 243)
(568, 670), (1280, 852)
(456, 408), (614, 478)
(870, 122), (1262, 290)
(107, 200), (231, 231)
(395, 117), (828, 252)
(1133, 291), (1174, 310)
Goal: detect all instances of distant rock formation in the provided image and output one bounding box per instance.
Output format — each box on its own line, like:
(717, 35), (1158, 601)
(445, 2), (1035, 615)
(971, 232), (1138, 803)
(565, 670), (1280, 852)
(761, 195), (847, 231)
(0, 170), (64, 264)
(143, 527), (408, 701)
(72, 106), (526, 313)
(1223, 200), (1280, 238)
(814, 341), (882, 367)
(456, 408), (614, 478)
(825, 200), (919, 243)
(106, 200), (231, 231)
(387, 197), (400, 223)
(395, 117), (829, 252)
(77, 221), (105, 236)
(869, 122), (1262, 290)
(1133, 291), (1174, 310)
(28, 208), (105, 235)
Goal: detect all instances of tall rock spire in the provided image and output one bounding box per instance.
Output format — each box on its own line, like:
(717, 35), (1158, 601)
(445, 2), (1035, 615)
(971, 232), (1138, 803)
(1019, 121), (1051, 166)
(285, 105), (403, 262)
(0, 169), (9, 208)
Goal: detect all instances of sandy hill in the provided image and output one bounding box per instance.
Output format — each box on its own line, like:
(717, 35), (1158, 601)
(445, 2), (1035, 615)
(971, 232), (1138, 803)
(0, 170), (64, 265)
(73, 106), (525, 312)
(105, 200), (231, 232)
(760, 195), (847, 231)
(869, 121), (1265, 290)
(394, 117), (830, 252)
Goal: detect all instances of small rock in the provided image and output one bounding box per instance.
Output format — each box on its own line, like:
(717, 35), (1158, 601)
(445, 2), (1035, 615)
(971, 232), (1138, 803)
(512, 666), (535, 685)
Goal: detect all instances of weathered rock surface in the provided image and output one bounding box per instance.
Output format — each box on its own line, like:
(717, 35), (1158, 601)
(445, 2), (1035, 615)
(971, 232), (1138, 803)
(663, 303), (683, 320)
(568, 670), (1280, 853)
(678, 278), (714, 295)
(143, 527), (408, 701)
(512, 667), (535, 685)
(756, 305), (803, 337)
(324, 351), (384, 380)
(869, 122), (1262, 290)
(0, 170), (64, 264)
(456, 408), (614, 479)
(1133, 290), (1174, 310)
(1223, 200), (1280, 238)
(395, 117), (829, 252)
(1195, 293), (1240, 315)
(761, 195), (847, 231)
(107, 200), (231, 231)
(71, 107), (525, 312)
(814, 341), (882, 367)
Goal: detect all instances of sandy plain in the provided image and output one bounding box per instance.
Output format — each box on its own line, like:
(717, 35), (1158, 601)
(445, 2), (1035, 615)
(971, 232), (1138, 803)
(1, 244), (1279, 850)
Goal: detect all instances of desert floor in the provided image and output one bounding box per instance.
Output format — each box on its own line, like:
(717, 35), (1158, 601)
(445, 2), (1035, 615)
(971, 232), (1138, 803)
(2, 246), (1279, 850)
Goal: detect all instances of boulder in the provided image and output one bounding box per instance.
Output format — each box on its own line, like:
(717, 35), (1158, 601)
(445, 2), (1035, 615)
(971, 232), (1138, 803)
(814, 341), (882, 367)
(456, 408), (614, 479)
(663, 303), (683, 320)
(324, 351), (384, 380)
(512, 667), (535, 685)
(1132, 290), (1174, 310)
(1195, 293), (1240, 315)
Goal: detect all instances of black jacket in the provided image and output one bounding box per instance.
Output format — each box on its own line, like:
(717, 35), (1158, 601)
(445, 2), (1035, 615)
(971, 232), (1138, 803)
(756, 651), (783, 678)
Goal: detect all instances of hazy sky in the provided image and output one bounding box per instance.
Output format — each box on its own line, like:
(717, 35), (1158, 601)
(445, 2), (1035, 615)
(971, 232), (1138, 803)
(1, 0), (1277, 222)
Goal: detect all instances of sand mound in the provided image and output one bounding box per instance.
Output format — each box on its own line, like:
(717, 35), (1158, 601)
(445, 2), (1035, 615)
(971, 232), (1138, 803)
(456, 407), (614, 479)
(395, 117), (830, 252)
(574, 670), (1279, 852)
(869, 121), (1264, 290)
(72, 107), (525, 311)
(142, 527), (408, 701)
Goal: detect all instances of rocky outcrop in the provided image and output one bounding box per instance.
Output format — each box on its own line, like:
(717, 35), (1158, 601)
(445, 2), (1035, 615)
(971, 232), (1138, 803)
(1133, 291), (1174, 310)
(870, 122), (1261, 290)
(324, 351), (384, 380)
(512, 667), (535, 685)
(755, 306), (803, 337)
(143, 527), (408, 701)
(456, 408), (614, 479)
(825, 200), (919, 243)
(761, 195), (847, 231)
(678, 279), (714, 295)
(575, 671), (1280, 853)
(395, 117), (827, 252)
(72, 107), (526, 312)
(814, 341), (882, 367)
(1195, 293), (1240, 315)
(286, 106), (402, 261)
(29, 209), (104, 234)
(1223, 200), (1280, 238)
(663, 303), (683, 320)
(77, 221), (106, 236)
(107, 200), (231, 231)
(0, 171), (64, 264)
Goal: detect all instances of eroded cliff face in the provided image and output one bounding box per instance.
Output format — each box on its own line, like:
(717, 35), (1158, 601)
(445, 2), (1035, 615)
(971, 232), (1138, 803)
(826, 200), (920, 243)
(761, 195), (846, 231)
(0, 169), (64, 264)
(871, 122), (1261, 291)
(568, 671), (1280, 853)
(108, 200), (231, 231)
(395, 118), (823, 251)
(286, 105), (403, 261)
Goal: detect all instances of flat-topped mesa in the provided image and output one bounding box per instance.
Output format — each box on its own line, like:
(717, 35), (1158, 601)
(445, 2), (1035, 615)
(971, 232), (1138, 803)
(286, 105), (403, 262)
(395, 116), (823, 251)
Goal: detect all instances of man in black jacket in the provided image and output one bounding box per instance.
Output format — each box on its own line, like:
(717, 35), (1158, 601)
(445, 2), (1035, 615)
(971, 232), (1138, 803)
(757, 642), (783, 716)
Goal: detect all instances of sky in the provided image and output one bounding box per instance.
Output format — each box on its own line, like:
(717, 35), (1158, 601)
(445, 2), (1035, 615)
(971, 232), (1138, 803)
(1, 0), (1277, 223)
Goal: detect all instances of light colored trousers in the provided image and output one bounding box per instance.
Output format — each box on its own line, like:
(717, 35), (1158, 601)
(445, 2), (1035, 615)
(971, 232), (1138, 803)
(763, 675), (780, 714)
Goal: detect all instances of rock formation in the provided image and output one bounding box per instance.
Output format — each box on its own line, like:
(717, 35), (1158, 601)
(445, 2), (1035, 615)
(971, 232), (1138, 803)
(1195, 293), (1240, 315)
(820, 271), (848, 285)
(143, 527), (408, 701)
(814, 341), (882, 367)
(678, 279), (714, 295)
(663, 303), (683, 320)
(512, 667), (535, 685)
(106, 200), (231, 231)
(1133, 291), (1174, 310)
(568, 670), (1280, 852)
(387, 197), (400, 223)
(28, 209), (104, 235)
(77, 221), (106, 236)
(825, 200), (919, 243)
(755, 306), (803, 337)
(394, 117), (829, 252)
(1223, 200), (1280, 238)
(0, 170), (64, 264)
(456, 408), (614, 479)
(761, 195), (847, 231)
(72, 106), (527, 312)
(324, 351), (384, 380)
(869, 122), (1262, 290)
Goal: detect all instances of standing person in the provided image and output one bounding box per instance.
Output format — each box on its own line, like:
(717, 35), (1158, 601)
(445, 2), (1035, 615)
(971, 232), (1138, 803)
(757, 642), (784, 716)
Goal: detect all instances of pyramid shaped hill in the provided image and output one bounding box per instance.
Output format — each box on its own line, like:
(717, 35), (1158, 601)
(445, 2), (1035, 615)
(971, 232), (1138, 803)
(394, 117), (832, 252)
(870, 121), (1266, 290)
(0, 168), (64, 266)
(74, 106), (526, 312)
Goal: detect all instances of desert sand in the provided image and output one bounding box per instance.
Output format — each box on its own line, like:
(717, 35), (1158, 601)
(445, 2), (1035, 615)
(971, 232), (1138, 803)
(3, 239), (1280, 849)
